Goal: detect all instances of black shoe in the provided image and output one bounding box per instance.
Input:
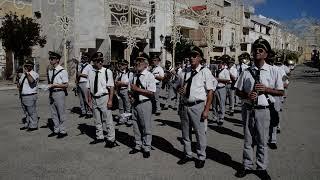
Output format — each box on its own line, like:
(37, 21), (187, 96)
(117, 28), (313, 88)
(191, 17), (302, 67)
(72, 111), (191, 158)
(57, 133), (68, 139)
(277, 129), (281, 134)
(27, 127), (38, 132)
(195, 159), (205, 169)
(125, 123), (133, 127)
(268, 143), (278, 150)
(155, 112), (161, 116)
(172, 107), (177, 111)
(217, 121), (224, 126)
(89, 139), (105, 145)
(79, 114), (86, 118)
(235, 168), (249, 178)
(105, 141), (119, 148)
(161, 107), (168, 110)
(129, 149), (141, 154)
(85, 114), (93, 119)
(143, 151), (150, 158)
(177, 156), (193, 165)
(230, 112), (234, 116)
(20, 127), (28, 130)
(48, 132), (58, 137)
(256, 170), (271, 180)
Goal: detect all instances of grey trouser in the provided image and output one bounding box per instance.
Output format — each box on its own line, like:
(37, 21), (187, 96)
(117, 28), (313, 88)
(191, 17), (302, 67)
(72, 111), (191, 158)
(50, 91), (67, 134)
(78, 82), (92, 115)
(242, 105), (270, 170)
(214, 87), (227, 122)
(21, 94), (38, 128)
(132, 100), (152, 152)
(180, 102), (206, 160)
(92, 95), (115, 141)
(166, 81), (178, 108)
(118, 89), (132, 124)
(226, 84), (235, 112)
(20, 97), (27, 123)
(269, 97), (282, 144)
(155, 83), (161, 112)
(118, 89), (131, 114)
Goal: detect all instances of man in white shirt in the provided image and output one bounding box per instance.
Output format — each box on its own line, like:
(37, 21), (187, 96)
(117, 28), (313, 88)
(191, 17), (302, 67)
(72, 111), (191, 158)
(128, 57), (156, 158)
(213, 57), (231, 126)
(115, 60), (133, 126)
(235, 38), (284, 179)
(150, 56), (165, 115)
(227, 58), (238, 116)
(77, 53), (93, 119)
(176, 46), (216, 169)
(47, 51), (69, 139)
(86, 52), (118, 148)
(18, 60), (39, 131)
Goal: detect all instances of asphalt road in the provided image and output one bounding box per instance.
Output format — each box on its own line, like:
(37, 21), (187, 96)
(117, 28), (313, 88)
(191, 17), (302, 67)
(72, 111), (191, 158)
(0, 64), (319, 180)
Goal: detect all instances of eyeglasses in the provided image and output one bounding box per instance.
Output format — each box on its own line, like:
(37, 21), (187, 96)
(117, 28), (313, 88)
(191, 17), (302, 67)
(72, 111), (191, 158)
(254, 48), (265, 54)
(49, 58), (56, 61)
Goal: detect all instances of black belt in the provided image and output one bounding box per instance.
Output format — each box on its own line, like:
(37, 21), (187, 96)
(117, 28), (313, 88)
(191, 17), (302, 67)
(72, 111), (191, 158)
(78, 81), (87, 84)
(91, 93), (108, 99)
(245, 104), (269, 110)
(185, 100), (205, 107)
(135, 99), (151, 105)
(21, 93), (37, 97)
(216, 86), (226, 89)
(52, 89), (64, 92)
(156, 83), (160, 86)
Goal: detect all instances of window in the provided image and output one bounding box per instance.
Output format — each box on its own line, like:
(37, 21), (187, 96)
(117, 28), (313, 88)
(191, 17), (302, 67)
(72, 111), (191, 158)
(150, 27), (155, 48)
(218, 30), (222, 41)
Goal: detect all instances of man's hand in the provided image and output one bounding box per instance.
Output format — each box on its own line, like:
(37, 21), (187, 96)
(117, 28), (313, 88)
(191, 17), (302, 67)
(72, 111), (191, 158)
(130, 84), (139, 92)
(248, 91), (258, 101)
(201, 110), (209, 120)
(255, 83), (266, 93)
(107, 100), (113, 109)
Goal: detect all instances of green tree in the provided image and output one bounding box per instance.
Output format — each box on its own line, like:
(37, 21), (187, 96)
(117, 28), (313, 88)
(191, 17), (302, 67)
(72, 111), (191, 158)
(0, 13), (46, 66)
(164, 36), (194, 63)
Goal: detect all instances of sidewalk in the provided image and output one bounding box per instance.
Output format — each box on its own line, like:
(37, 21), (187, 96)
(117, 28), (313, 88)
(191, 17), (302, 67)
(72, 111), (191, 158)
(0, 80), (17, 91)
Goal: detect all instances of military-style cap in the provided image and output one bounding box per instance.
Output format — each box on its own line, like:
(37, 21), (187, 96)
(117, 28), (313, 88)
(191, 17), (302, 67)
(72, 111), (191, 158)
(81, 52), (90, 60)
(120, 59), (129, 65)
(152, 55), (161, 61)
(220, 54), (231, 64)
(92, 52), (104, 61)
(49, 51), (62, 59)
(252, 37), (271, 53)
(238, 52), (251, 60)
(24, 59), (34, 66)
(189, 46), (204, 58)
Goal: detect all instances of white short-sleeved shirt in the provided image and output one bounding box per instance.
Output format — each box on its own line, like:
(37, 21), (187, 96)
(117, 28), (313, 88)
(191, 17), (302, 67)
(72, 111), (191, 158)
(19, 71), (39, 94)
(151, 65), (165, 84)
(229, 65), (238, 80)
(217, 68), (231, 88)
(236, 64), (249, 76)
(280, 65), (290, 75)
(276, 65), (289, 84)
(78, 63), (93, 83)
(87, 67), (114, 96)
(132, 68), (156, 101)
(116, 70), (133, 89)
(235, 63), (284, 106)
(48, 65), (69, 89)
(178, 65), (217, 102)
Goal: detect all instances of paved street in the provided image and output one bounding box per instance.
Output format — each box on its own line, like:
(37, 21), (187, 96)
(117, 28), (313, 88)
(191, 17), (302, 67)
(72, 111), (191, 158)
(0, 64), (319, 180)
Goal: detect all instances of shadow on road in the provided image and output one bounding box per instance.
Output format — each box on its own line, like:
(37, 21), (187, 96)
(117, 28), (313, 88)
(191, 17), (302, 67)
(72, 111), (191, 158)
(224, 117), (243, 126)
(155, 119), (181, 130)
(40, 118), (54, 132)
(208, 125), (244, 139)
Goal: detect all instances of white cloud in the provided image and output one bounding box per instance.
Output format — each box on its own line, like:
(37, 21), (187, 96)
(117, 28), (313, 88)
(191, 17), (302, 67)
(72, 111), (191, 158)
(244, 0), (267, 6)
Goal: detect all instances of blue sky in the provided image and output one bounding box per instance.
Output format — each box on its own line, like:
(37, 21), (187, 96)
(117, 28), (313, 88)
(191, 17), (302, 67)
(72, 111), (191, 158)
(253, 0), (320, 21)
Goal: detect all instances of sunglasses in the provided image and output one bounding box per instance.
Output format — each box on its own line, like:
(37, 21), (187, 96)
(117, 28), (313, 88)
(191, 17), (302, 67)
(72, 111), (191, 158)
(254, 48), (266, 54)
